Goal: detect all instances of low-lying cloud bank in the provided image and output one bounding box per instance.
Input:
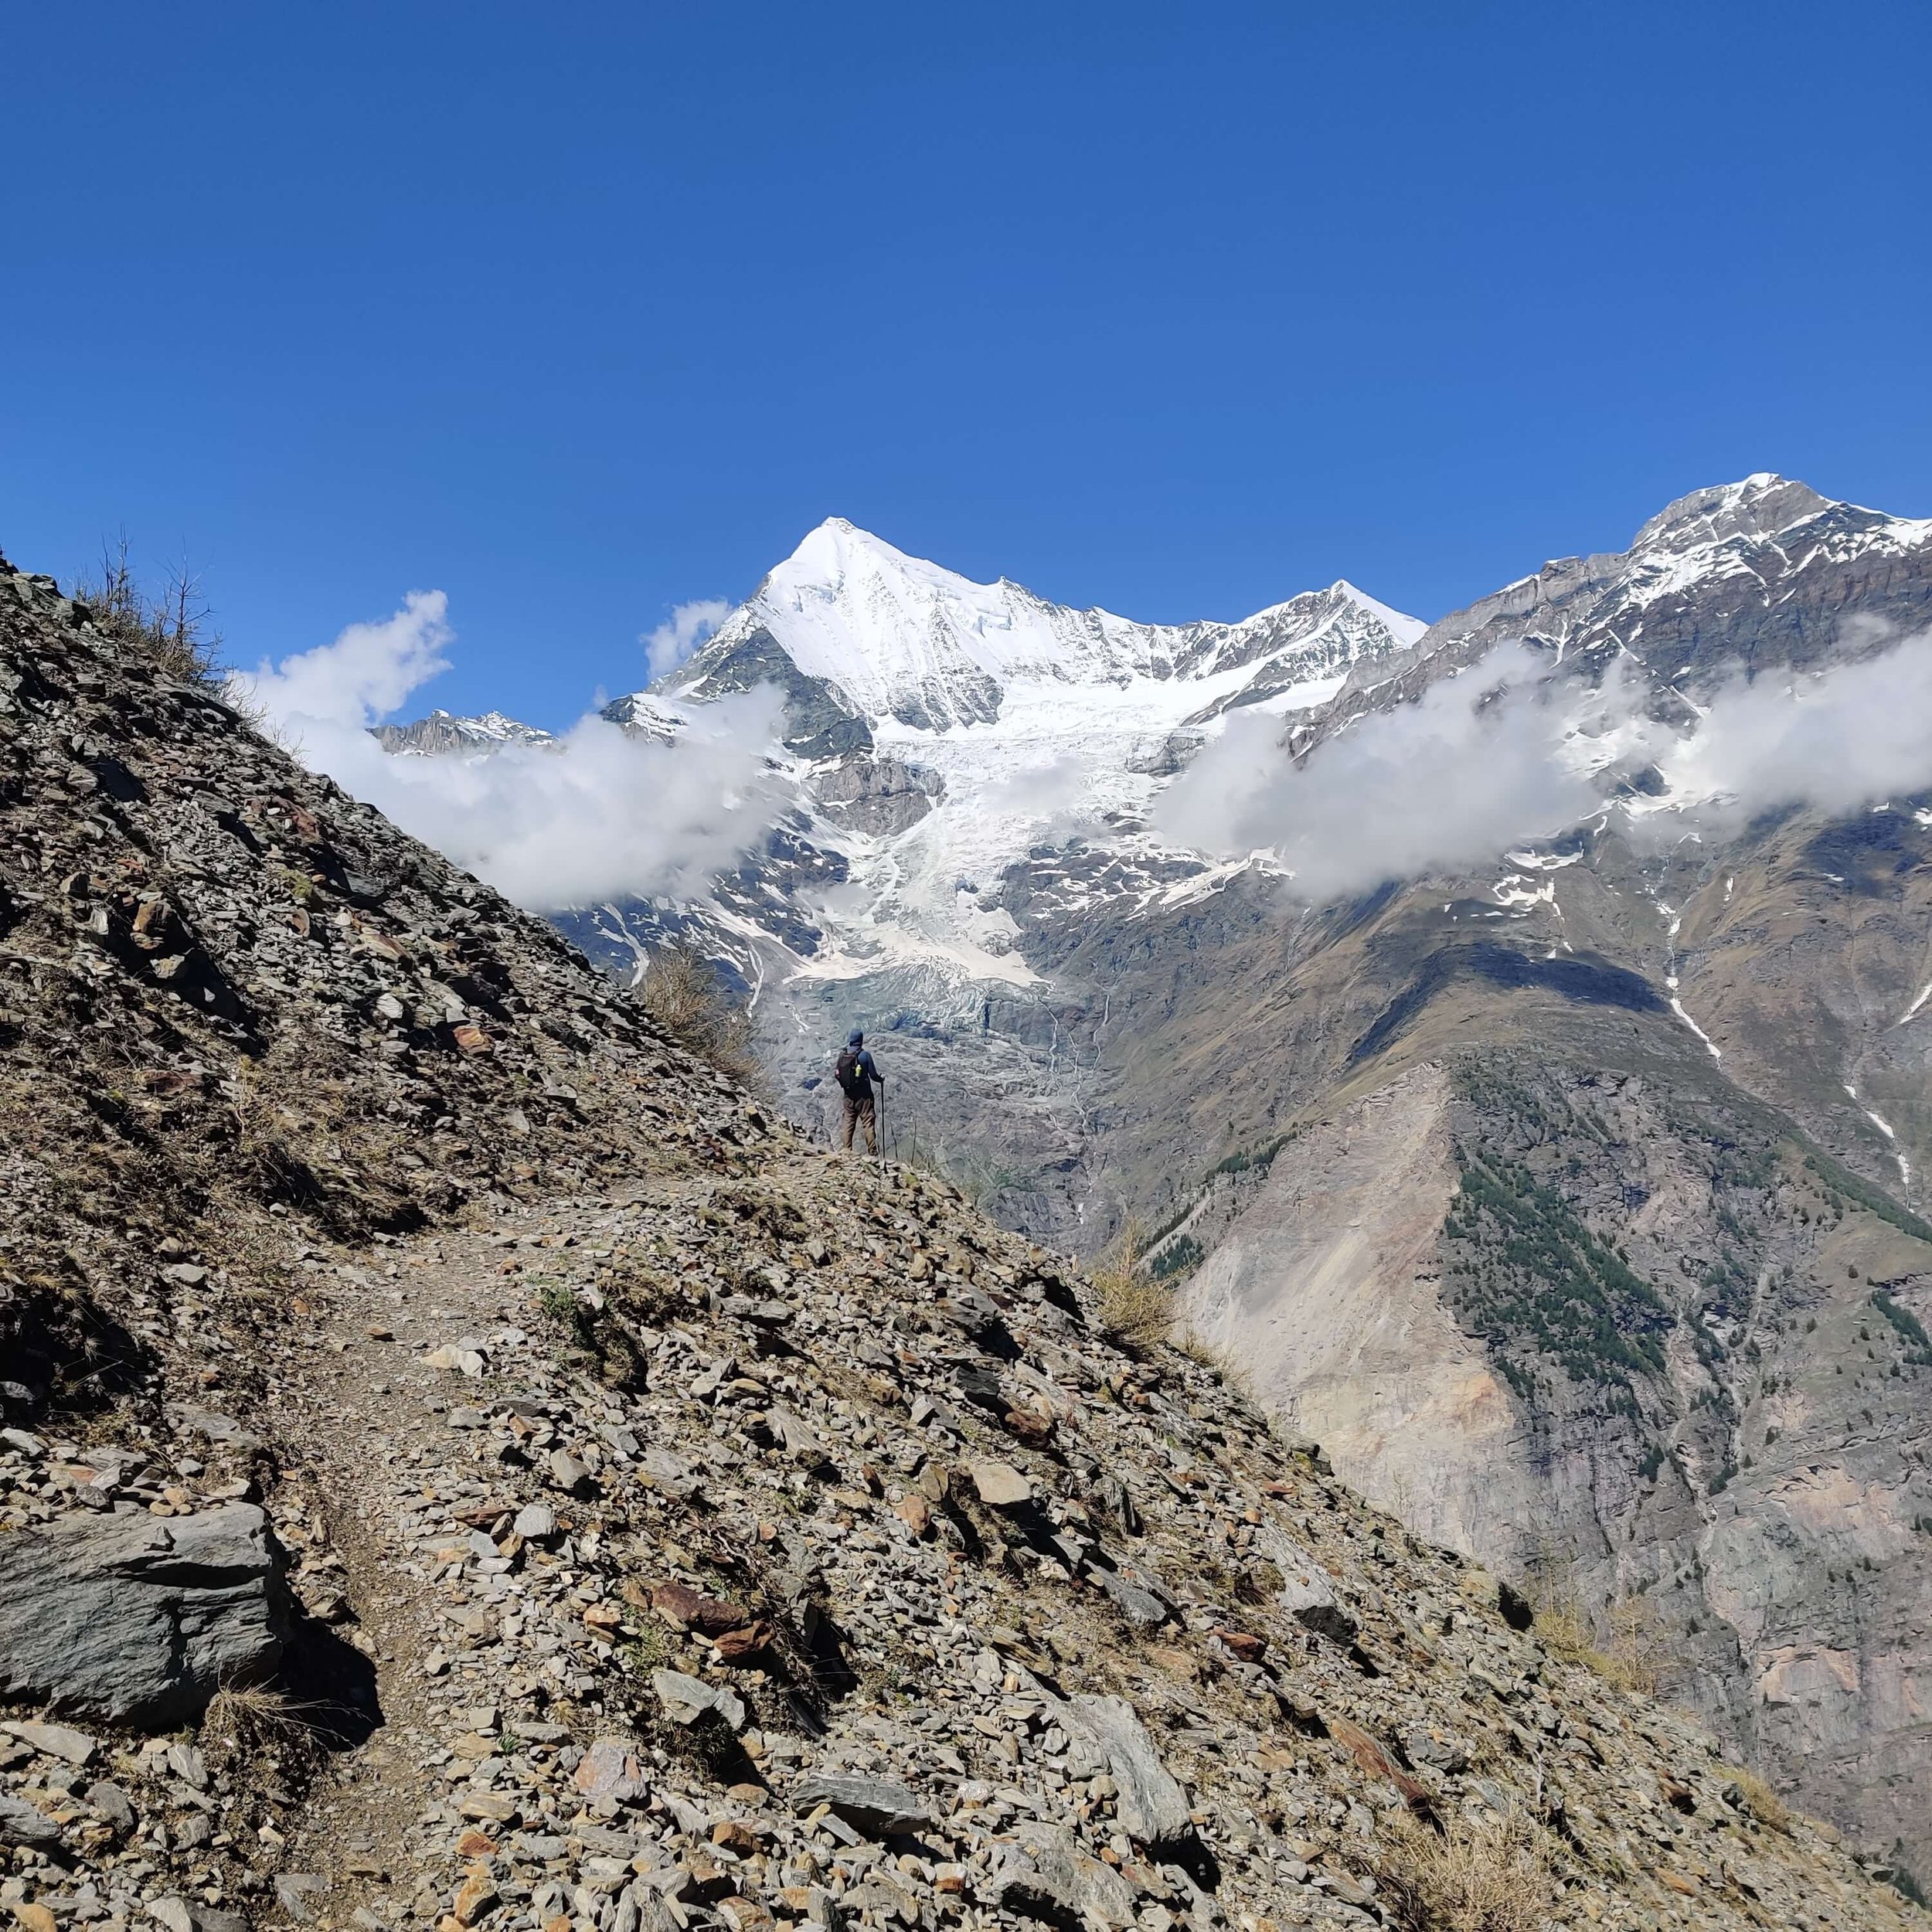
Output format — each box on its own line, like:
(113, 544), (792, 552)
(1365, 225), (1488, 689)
(231, 594), (784, 911)
(1155, 645), (1590, 900)
(1153, 629), (1932, 898)
(1659, 628), (1932, 835)
(236, 590), (1932, 924)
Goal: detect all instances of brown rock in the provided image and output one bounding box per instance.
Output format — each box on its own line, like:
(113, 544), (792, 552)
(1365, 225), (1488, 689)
(653, 1580), (751, 1634)
(713, 1621), (775, 1665)
(451, 1869), (498, 1927)
(457, 1792), (520, 1825)
(1003, 1406), (1056, 1447)
(1213, 1628), (1267, 1662)
(573, 1735), (646, 1802)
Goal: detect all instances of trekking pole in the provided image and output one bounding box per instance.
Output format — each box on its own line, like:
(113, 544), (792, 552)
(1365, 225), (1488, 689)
(876, 1085), (887, 1175)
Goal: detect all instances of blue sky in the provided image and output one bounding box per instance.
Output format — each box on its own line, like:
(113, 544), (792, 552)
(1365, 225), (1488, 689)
(2, 2), (1927, 730)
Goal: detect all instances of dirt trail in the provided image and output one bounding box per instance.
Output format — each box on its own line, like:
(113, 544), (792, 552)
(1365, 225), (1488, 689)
(274, 1180), (678, 1926)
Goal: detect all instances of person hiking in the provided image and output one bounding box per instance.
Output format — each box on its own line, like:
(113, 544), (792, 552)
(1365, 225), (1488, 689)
(835, 1029), (883, 1155)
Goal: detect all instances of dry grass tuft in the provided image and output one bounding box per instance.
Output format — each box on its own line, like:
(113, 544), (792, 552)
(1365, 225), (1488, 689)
(635, 942), (765, 1092)
(1532, 1589), (1664, 1697)
(1175, 1328), (1224, 1369)
(202, 1682), (328, 1754)
(1090, 1223), (1173, 1349)
(1377, 1807), (1554, 1932)
(1722, 1764), (1791, 1832)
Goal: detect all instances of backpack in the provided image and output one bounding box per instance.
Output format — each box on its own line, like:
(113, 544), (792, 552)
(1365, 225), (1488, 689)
(835, 1048), (869, 1100)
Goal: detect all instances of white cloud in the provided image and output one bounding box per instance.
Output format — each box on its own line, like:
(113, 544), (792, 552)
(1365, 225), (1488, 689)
(1153, 626), (1932, 903)
(1154, 645), (1599, 900)
(643, 597), (733, 682)
(1655, 628), (1932, 832)
(234, 590), (453, 731)
(981, 753), (1097, 842)
(230, 593), (785, 913)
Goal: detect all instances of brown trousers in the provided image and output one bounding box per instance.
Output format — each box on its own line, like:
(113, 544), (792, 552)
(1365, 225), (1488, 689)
(841, 1091), (876, 1154)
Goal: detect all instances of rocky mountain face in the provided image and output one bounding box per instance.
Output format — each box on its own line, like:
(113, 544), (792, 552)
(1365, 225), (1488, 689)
(362, 479), (1932, 1878)
(12, 549), (1921, 1927)
(373, 712), (557, 757)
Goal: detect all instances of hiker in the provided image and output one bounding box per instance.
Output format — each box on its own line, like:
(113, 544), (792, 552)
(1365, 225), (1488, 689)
(835, 1029), (883, 1154)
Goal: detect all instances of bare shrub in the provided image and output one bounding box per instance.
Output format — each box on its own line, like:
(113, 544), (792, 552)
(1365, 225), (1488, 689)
(70, 533), (226, 689)
(1377, 1807), (1553, 1932)
(635, 942), (764, 1091)
(1600, 1596), (1666, 1696)
(1175, 1329), (1223, 1369)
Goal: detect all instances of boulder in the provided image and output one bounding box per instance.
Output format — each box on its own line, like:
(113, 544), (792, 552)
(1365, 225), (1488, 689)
(966, 1458), (1032, 1507)
(0, 1790), (63, 1850)
(1061, 1695), (1194, 1850)
(1264, 1528), (1358, 1645)
(0, 1503), (289, 1726)
(1086, 1558), (1173, 1628)
(1460, 1566), (1535, 1631)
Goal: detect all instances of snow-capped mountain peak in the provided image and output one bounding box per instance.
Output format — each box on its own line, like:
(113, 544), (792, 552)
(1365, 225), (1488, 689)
(370, 708), (555, 755)
(1326, 579), (1430, 646)
(1631, 472), (1830, 553)
(658, 518), (1423, 737)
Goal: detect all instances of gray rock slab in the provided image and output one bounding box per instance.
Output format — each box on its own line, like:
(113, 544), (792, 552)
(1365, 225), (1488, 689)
(791, 1770), (929, 1836)
(0, 1502), (288, 1726)
(651, 1668), (746, 1732)
(1, 1718), (98, 1764)
(0, 1789), (62, 1849)
(1063, 1694), (1194, 1850)
(988, 1821), (1139, 1929)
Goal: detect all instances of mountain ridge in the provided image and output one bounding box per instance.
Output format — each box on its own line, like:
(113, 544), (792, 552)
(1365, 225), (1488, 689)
(8, 543), (1918, 1931)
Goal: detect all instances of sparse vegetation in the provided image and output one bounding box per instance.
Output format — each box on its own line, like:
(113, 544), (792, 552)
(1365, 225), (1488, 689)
(635, 941), (765, 1090)
(1209, 1130), (1294, 1179)
(1148, 1231), (1203, 1280)
(201, 1683), (328, 1760)
(69, 532), (228, 689)
(1092, 1223), (1173, 1349)
(1871, 1288), (1932, 1366)
(1530, 1571), (1667, 1696)
(1891, 1859), (1931, 1909)
(1722, 1764), (1791, 1833)
(1442, 1146), (1670, 1393)
(1376, 1807), (1553, 1932)
(1803, 1149), (1932, 1245)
